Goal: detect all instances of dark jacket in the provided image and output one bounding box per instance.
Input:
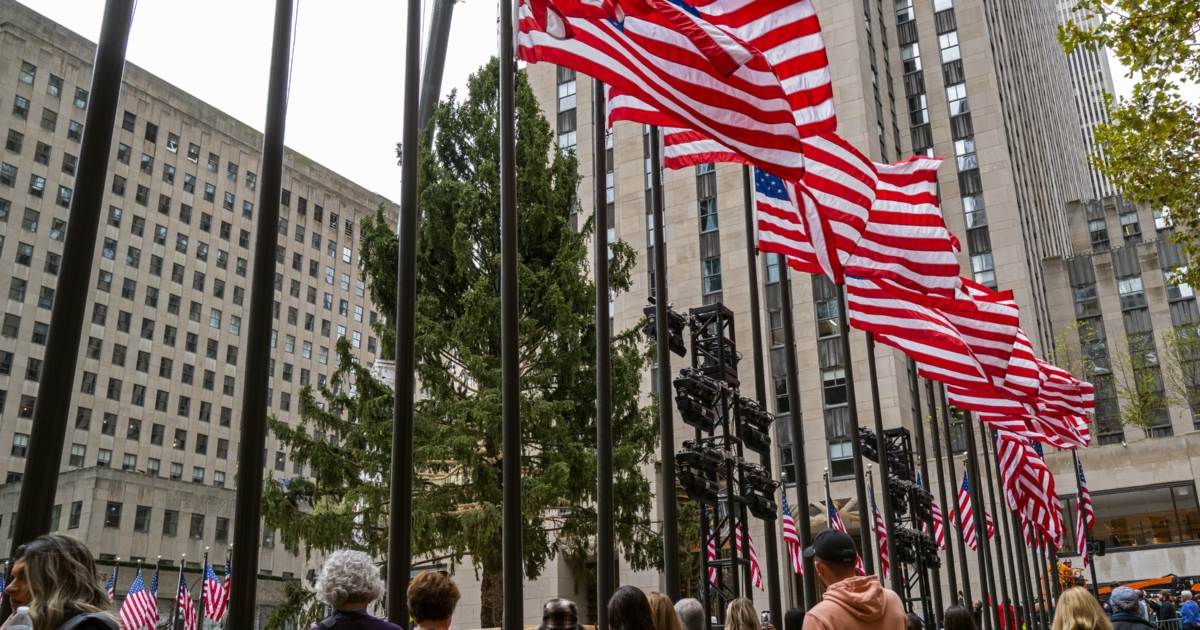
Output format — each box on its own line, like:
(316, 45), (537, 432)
(311, 608), (404, 630)
(1111, 612), (1158, 630)
(57, 612), (119, 630)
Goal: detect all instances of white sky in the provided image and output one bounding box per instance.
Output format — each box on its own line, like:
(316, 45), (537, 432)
(18, 0), (502, 203)
(17, 1), (1193, 204)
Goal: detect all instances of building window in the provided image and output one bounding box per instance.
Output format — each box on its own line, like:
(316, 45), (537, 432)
(702, 258), (722, 295)
(828, 439), (854, 479)
(134, 506), (151, 533)
(163, 510), (179, 536)
(11, 433), (28, 457)
(68, 501), (82, 529)
(822, 367), (847, 406)
(69, 444), (86, 468)
(556, 66), (578, 149)
(1061, 482), (1200, 553)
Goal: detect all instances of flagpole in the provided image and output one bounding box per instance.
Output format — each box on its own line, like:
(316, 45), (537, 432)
(201, 549), (208, 629)
(1004, 500), (1038, 630)
(113, 559), (120, 603)
(592, 78), (616, 630)
(647, 125), (680, 600)
(978, 434), (1012, 630)
(866, 468), (881, 581)
(938, 384), (973, 607)
(171, 555), (185, 630)
(741, 165), (783, 626)
(925, 379), (957, 607)
(864, 333), (898, 592)
(835, 287), (874, 575)
(778, 263), (816, 607)
(911, 370), (943, 628)
(962, 412), (997, 630)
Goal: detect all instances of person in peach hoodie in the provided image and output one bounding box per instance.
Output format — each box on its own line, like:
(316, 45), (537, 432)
(801, 530), (906, 630)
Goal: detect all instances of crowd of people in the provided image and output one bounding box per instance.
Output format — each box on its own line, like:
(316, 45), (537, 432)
(0, 531), (1197, 630)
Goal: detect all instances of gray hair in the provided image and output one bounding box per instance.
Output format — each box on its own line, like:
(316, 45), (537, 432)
(675, 598), (705, 630)
(1183, 592), (1193, 601)
(316, 550), (386, 609)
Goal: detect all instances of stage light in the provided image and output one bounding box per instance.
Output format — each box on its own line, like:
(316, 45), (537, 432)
(676, 439), (724, 506)
(674, 369), (723, 431)
(643, 300), (689, 357)
(744, 493), (778, 520)
(678, 470), (720, 505)
(736, 422), (771, 454)
(674, 369), (720, 405)
(677, 440), (723, 472)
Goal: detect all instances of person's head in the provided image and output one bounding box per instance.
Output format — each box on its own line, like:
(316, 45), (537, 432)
(317, 550), (385, 612)
(407, 570), (461, 630)
(1109, 588), (1141, 615)
(5, 543), (29, 610)
(784, 608), (805, 630)
(675, 598), (705, 630)
(647, 592), (682, 630)
(1052, 587), (1113, 630)
(20, 535), (113, 630)
(1065, 560), (1074, 567)
(1182, 591), (1193, 602)
(974, 601), (983, 611)
(609, 585), (655, 630)
(724, 598), (759, 630)
(803, 530), (858, 587)
(1110, 582), (1121, 591)
(539, 599), (582, 630)
(906, 612), (924, 630)
(943, 606), (977, 630)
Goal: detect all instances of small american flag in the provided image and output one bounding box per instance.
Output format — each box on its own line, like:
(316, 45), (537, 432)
(105, 570), (116, 601)
(734, 525), (765, 591)
(221, 554), (232, 616)
(956, 471), (979, 551)
(177, 572), (198, 630)
(781, 493), (803, 574)
(1076, 461), (1093, 565)
(869, 489), (889, 580)
(203, 562), (227, 621)
(119, 571), (158, 630)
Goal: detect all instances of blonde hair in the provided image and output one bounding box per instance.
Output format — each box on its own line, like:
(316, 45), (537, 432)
(726, 598), (759, 630)
(23, 535), (115, 630)
(1052, 588), (1113, 630)
(647, 592), (682, 630)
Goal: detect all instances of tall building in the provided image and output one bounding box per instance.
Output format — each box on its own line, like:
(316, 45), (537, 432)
(516, 0), (1107, 613)
(1055, 0), (1120, 199)
(0, 0), (397, 621)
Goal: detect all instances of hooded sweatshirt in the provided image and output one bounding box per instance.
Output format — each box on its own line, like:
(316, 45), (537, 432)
(802, 576), (907, 630)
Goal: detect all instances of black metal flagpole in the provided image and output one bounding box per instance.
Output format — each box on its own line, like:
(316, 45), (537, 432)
(648, 126), (680, 600)
(742, 166), (783, 624)
(835, 288), (874, 575)
(228, 1), (293, 626)
(866, 467), (882, 579)
(939, 385), (973, 608)
(1005, 496), (1038, 630)
(864, 333), (898, 592)
(500, 0), (525, 623)
(6, 0), (135, 591)
(978, 432), (1011, 630)
(594, 79), (616, 630)
(778, 264), (816, 607)
(386, 0), (424, 619)
(910, 369), (943, 628)
(926, 379), (958, 607)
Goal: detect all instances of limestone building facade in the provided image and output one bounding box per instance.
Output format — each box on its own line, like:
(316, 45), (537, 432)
(0, 0), (397, 622)
(1054, 0), (1120, 199)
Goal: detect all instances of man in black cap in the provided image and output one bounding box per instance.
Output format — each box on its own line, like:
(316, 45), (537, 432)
(801, 530), (906, 630)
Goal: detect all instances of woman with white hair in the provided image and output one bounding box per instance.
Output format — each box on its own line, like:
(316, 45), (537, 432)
(313, 550), (402, 630)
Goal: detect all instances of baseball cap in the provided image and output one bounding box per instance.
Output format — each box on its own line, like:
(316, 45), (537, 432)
(1110, 587), (1139, 609)
(803, 529), (858, 564)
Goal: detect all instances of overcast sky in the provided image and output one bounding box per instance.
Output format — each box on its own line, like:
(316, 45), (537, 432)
(17, 1), (1182, 204)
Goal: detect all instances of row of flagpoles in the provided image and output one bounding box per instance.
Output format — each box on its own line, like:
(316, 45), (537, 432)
(104, 553), (231, 630)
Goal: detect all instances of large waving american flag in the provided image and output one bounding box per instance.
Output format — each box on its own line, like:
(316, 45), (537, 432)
(518, 0), (806, 180)
(781, 493), (803, 574)
(203, 562), (227, 621)
(995, 430), (1064, 547)
(176, 572), (198, 630)
(118, 571), (158, 630)
(824, 479), (866, 575)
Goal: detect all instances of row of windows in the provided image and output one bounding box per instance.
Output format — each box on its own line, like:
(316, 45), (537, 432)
(45, 499), (232, 543)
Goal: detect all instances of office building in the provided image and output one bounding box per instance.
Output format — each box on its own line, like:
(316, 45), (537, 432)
(0, 0), (398, 622)
(1054, 0), (1120, 199)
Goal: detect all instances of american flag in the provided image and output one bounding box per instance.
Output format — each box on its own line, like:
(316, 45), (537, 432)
(956, 471), (979, 551)
(177, 572), (198, 630)
(517, 0), (807, 181)
(754, 168), (821, 275)
(221, 554), (232, 616)
(843, 157), (959, 296)
(706, 524), (718, 586)
(781, 493), (803, 574)
(203, 562), (227, 621)
(930, 490), (947, 550)
(869, 488), (889, 580)
(824, 479), (865, 575)
(105, 569), (116, 601)
(734, 525), (765, 590)
(1076, 460), (1093, 565)
(148, 566), (159, 598)
(995, 430), (1064, 548)
(119, 571), (158, 630)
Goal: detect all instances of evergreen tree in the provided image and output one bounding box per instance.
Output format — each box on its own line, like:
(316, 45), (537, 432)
(261, 58), (661, 629)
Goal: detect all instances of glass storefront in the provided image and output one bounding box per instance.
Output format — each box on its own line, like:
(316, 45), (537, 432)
(1062, 481), (1200, 553)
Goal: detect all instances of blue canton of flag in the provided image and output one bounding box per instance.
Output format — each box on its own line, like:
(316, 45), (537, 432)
(149, 566), (159, 597)
(755, 169), (790, 202)
(105, 570), (115, 601)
